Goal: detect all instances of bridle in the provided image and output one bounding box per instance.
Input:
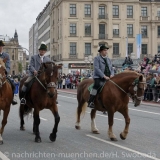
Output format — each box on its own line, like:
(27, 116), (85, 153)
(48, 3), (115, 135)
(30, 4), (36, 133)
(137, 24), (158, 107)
(35, 64), (57, 91)
(109, 77), (146, 102)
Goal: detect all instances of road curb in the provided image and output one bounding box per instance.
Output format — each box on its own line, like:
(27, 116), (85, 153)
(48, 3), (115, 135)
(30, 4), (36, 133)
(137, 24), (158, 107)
(58, 90), (160, 107)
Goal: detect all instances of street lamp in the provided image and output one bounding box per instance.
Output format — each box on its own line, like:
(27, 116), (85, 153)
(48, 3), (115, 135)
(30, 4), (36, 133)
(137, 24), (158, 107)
(84, 55), (93, 75)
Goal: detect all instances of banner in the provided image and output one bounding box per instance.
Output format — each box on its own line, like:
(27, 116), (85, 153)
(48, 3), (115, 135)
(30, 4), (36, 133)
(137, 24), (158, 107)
(136, 34), (142, 59)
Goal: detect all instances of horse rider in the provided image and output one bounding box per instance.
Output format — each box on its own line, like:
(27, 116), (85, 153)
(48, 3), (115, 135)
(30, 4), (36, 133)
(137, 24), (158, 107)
(0, 40), (17, 105)
(88, 45), (114, 108)
(20, 42), (55, 105)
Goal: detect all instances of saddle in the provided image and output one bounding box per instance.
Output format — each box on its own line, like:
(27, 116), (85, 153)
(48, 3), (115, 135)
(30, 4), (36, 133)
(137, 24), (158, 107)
(25, 78), (36, 94)
(88, 81), (106, 93)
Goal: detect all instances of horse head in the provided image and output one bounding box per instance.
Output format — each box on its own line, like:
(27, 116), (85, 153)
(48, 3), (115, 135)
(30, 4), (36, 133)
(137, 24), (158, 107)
(0, 58), (7, 88)
(128, 74), (146, 107)
(38, 62), (62, 98)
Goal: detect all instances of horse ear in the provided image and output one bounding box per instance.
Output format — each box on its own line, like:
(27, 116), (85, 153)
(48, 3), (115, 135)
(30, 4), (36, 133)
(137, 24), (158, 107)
(43, 63), (47, 68)
(3, 57), (8, 64)
(139, 75), (143, 81)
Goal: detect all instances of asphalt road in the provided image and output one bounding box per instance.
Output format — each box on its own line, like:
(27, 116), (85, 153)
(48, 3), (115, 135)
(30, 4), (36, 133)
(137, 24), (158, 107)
(0, 93), (160, 160)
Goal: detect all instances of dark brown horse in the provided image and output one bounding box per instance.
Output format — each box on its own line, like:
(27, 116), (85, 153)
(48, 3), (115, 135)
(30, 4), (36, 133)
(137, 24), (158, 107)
(75, 71), (146, 141)
(0, 58), (13, 144)
(19, 62), (62, 143)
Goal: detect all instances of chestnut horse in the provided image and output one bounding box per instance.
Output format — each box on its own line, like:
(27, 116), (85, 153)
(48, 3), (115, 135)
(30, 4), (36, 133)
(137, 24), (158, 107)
(19, 62), (61, 143)
(0, 58), (13, 144)
(75, 71), (146, 141)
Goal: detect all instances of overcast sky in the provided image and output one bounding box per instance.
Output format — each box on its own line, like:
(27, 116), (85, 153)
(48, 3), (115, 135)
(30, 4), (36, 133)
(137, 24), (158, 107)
(0, 0), (49, 53)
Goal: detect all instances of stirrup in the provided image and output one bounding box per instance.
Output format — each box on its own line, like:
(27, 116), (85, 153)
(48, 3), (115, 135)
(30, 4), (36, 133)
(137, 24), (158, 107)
(21, 98), (26, 105)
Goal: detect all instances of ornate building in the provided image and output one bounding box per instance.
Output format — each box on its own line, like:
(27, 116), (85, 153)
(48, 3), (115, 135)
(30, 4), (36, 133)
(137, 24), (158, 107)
(0, 30), (27, 75)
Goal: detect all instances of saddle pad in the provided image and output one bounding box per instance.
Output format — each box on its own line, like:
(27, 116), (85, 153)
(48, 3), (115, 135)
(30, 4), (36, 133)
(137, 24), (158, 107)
(88, 82), (106, 93)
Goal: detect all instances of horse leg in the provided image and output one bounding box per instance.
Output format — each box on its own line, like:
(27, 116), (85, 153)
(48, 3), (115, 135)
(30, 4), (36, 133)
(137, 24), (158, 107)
(20, 104), (25, 131)
(108, 110), (117, 141)
(90, 109), (99, 134)
(75, 102), (87, 129)
(49, 107), (60, 142)
(119, 108), (130, 140)
(0, 107), (10, 145)
(33, 110), (41, 143)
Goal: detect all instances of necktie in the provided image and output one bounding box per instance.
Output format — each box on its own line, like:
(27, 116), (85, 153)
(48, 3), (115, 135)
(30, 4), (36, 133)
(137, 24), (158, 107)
(41, 57), (43, 63)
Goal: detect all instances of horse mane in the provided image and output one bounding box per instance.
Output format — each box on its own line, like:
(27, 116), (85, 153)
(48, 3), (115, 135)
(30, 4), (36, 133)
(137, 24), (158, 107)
(113, 71), (140, 78)
(0, 58), (6, 69)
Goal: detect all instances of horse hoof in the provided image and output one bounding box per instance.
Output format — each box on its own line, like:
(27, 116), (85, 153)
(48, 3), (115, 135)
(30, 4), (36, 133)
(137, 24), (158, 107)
(110, 138), (118, 141)
(75, 126), (81, 130)
(0, 140), (3, 145)
(35, 137), (41, 143)
(49, 133), (56, 142)
(20, 127), (25, 131)
(120, 133), (126, 140)
(92, 130), (100, 134)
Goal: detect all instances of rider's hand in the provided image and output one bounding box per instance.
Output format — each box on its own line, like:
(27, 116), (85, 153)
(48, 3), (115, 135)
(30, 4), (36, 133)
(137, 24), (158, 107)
(34, 70), (38, 76)
(110, 75), (114, 78)
(104, 76), (110, 80)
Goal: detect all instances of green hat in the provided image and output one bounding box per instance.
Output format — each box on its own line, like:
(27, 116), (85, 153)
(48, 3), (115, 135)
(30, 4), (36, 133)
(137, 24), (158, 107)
(39, 42), (47, 51)
(98, 45), (109, 52)
(0, 40), (5, 46)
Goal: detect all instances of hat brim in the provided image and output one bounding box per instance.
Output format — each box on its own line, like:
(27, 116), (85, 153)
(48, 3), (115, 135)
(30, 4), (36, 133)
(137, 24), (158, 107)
(98, 47), (109, 52)
(0, 44), (5, 46)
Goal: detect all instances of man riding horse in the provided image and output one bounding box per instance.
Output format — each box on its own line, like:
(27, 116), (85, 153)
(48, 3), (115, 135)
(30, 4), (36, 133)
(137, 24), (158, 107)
(20, 42), (56, 104)
(88, 45), (114, 108)
(0, 40), (17, 105)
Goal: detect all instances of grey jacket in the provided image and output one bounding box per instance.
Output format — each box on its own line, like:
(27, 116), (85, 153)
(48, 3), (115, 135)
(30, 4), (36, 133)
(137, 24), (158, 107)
(93, 55), (114, 79)
(29, 54), (52, 76)
(0, 52), (10, 74)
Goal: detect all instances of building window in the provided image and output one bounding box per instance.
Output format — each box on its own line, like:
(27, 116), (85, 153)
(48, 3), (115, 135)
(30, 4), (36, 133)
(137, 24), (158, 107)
(128, 43), (133, 55)
(70, 42), (76, 55)
(113, 5), (119, 18)
(113, 43), (119, 55)
(85, 43), (91, 55)
(141, 26), (147, 38)
(141, 7), (147, 17)
(113, 25), (119, 37)
(158, 45), (160, 53)
(70, 23), (76, 36)
(70, 4), (76, 17)
(127, 24), (133, 37)
(142, 44), (147, 54)
(99, 6), (105, 19)
(12, 55), (14, 60)
(85, 23), (91, 36)
(99, 24), (105, 39)
(85, 4), (91, 17)
(158, 26), (160, 37)
(127, 6), (133, 18)
(158, 8), (160, 17)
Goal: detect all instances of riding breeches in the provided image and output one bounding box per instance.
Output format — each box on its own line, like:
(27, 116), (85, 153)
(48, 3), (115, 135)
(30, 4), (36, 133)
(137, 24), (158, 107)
(24, 76), (34, 86)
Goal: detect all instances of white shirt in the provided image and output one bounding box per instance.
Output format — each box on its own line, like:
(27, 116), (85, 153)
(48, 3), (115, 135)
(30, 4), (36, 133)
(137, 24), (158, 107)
(39, 54), (44, 63)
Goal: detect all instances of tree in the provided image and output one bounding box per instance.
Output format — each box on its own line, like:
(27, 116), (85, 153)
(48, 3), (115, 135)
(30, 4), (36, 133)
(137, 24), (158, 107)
(18, 62), (22, 73)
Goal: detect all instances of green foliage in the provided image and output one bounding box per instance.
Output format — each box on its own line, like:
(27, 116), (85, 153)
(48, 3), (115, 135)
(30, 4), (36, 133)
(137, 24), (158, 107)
(18, 62), (22, 73)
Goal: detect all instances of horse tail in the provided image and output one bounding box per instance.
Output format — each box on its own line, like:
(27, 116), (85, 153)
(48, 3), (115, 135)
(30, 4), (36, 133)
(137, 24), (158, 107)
(81, 102), (88, 116)
(19, 104), (32, 118)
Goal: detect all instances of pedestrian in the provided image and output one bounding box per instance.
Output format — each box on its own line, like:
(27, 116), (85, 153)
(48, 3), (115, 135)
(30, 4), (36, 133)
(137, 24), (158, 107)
(14, 79), (20, 96)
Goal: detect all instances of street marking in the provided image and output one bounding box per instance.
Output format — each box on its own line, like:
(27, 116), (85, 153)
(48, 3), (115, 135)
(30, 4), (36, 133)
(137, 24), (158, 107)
(129, 108), (160, 116)
(29, 114), (47, 121)
(85, 111), (123, 121)
(59, 95), (160, 116)
(0, 151), (10, 160)
(86, 134), (160, 160)
(59, 95), (76, 99)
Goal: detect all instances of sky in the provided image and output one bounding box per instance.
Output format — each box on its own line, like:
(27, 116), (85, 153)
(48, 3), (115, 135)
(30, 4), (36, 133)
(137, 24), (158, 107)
(0, 0), (49, 53)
